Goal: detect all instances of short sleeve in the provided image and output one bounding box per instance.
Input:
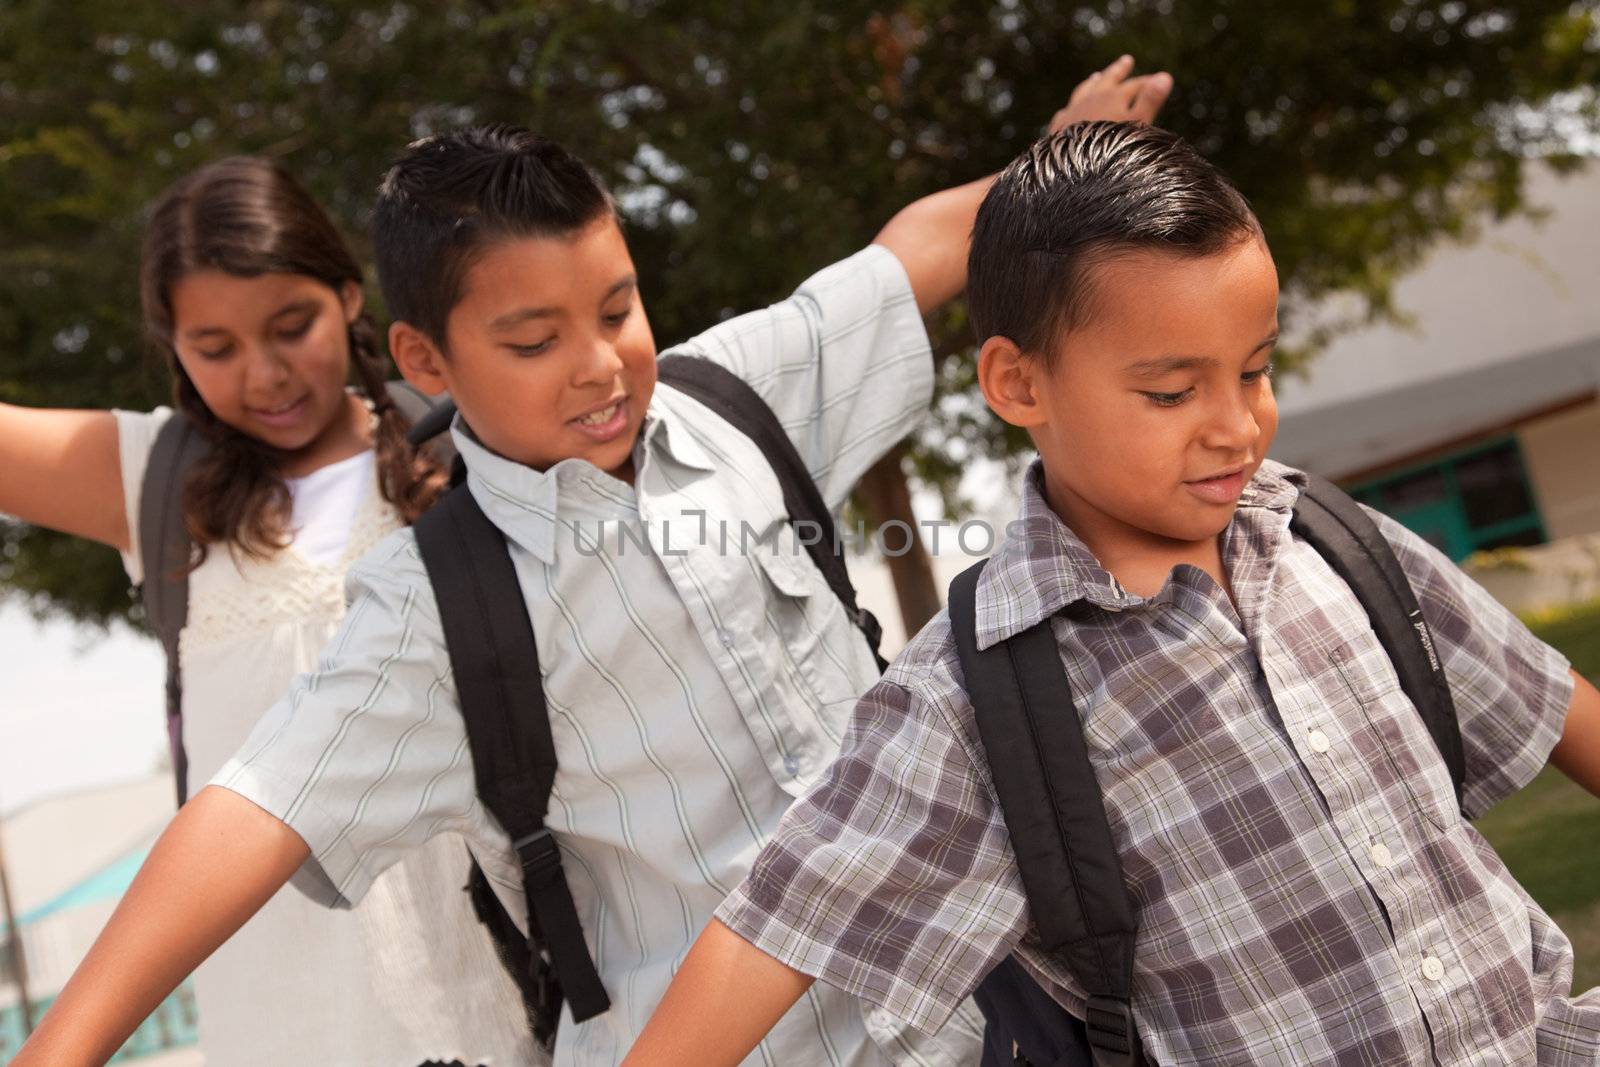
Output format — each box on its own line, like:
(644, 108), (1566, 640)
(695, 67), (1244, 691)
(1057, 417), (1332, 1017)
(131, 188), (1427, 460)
(716, 662), (1029, 1034)
(112, 406), (176, 585)
(1371, 509), (1575, 818)
(662, 245), (934, 510)
(211, 528), (486, 908)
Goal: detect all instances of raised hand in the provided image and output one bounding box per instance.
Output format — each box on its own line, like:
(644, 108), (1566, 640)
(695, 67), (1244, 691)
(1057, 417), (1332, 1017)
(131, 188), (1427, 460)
(1050, 54), (1173, 130)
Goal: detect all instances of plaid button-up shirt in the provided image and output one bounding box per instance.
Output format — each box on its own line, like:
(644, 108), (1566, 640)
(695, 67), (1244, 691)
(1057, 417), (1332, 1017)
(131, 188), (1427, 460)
(718, 459), (1599, 1065)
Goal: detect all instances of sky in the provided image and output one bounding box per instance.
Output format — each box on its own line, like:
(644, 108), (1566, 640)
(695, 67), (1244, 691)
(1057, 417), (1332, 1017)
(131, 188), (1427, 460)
(0, 600), (168, 815)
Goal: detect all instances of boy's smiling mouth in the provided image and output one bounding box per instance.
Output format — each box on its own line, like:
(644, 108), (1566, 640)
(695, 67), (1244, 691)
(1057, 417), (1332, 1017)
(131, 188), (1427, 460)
(1184, 463), (1250, 505)
(569, 394), (630, 441)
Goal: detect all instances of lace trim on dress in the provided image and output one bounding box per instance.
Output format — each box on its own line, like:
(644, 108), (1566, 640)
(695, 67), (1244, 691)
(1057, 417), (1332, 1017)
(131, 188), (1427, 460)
(180, 472), (402, 656)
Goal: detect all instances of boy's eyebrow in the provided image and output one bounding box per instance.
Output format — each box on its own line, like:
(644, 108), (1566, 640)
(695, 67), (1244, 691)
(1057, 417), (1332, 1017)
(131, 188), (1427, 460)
(487, 276), (638, 332)
(489, 305), (562, 330)
(1124, 355), (1220, 377)
(1124, 333), (1280, 377)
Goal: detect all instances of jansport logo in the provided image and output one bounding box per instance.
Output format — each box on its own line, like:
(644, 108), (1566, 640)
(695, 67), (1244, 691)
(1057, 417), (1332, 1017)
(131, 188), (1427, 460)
(1410, 610), (1441, 673)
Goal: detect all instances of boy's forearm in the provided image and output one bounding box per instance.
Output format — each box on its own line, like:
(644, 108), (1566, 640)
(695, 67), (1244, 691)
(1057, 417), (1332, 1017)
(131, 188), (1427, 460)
(625, 918), (815, 1066)
(873, 174), (999, 314)
(13, 786), (308, 1066)
(1550, 668), (1600, 798)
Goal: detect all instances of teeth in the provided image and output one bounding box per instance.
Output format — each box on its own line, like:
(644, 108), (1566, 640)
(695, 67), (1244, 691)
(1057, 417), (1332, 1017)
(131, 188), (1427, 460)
(575, 402), (620, 427)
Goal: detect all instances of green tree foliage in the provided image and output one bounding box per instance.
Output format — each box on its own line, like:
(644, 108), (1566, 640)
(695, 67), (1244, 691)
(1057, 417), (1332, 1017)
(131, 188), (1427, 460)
(2, 0), (1597, 626)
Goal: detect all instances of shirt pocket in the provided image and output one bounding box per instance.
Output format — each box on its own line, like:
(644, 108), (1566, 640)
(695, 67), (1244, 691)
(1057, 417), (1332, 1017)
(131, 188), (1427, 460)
(1327, 634), (1457, 832)
(750, 540), (876, 770)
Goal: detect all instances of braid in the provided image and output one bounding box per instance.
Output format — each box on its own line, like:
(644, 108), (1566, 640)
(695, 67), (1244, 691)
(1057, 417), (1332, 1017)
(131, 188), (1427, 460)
(348, 313), (446, 523)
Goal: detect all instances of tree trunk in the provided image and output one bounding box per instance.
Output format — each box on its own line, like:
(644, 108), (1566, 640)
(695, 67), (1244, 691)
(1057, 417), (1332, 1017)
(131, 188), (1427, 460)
(856, 443), (942, 638)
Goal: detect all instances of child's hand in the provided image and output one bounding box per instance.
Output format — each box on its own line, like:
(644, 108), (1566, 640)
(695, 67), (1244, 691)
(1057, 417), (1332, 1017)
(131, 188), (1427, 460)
(1050, 54), (1173, 130)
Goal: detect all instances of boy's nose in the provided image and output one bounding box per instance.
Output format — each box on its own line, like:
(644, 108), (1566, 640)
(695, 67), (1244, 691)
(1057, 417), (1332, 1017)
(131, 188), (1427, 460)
(574, 338), (626, 386)
(1202, 394), (1262, 452)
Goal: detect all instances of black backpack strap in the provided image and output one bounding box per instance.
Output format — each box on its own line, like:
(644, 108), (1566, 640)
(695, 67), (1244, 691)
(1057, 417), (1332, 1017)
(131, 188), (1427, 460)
(1290, 474), (1467, 808)
(386, 379), (461, 476)
(656, 353), (888, 670)
(413, 485), (611, 1034)
(949, 560), (1143, 1067)
(138, 413), (209, 807)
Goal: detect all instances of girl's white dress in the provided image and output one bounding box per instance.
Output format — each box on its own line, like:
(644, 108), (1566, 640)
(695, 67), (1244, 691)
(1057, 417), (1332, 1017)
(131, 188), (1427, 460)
(117, 407), (540, 1067)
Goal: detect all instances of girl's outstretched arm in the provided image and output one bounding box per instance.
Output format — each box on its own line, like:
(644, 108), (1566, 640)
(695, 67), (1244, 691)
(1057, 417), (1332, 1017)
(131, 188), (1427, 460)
(624, 919), (815, 1067)
(12, 786), (309, 1067)
(0, 403), (128, 550)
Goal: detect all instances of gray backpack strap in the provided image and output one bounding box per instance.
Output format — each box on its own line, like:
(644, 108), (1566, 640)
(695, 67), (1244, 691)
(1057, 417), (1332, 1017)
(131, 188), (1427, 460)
(137, 386), (447, 809)
(387, 380), (460, 480)
(138, 413), (209, 806)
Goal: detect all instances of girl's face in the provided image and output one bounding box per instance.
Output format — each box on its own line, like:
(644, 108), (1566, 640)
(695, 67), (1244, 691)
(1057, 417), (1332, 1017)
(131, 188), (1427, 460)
(168, 270), (363, 456)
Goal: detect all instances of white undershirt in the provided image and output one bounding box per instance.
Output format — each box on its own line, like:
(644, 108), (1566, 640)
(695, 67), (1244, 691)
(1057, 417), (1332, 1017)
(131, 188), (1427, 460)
(113, 408), (538, 1065)
(285, 449), (375, 567)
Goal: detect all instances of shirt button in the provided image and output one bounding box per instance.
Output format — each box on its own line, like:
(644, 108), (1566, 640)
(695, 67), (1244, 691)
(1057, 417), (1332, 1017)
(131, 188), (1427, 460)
(1421, 956), (1445, 982)
(1306, 729), (1331, 754)
(783, 756), (801, 776)
(718, 629), (735, 649)
(1370, 843), (1394, 869)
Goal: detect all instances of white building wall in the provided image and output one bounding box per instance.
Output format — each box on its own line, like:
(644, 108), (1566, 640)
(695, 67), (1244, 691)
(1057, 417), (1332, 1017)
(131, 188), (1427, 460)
(1277, 161), (1600, 416)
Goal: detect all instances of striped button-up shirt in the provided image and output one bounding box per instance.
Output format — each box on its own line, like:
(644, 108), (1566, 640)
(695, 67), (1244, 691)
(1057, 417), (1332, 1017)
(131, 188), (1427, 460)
(718, 459), (1598, 1065)
(216, 246), (982, 1066)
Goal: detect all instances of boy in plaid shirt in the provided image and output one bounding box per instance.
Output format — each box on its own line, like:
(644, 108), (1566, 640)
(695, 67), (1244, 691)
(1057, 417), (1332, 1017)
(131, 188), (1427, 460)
(626, 122), (1600, 1066)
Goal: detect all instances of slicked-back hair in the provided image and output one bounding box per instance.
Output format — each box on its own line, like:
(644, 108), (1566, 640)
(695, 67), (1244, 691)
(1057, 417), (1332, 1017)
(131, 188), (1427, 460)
(372, 125), (617, 348)
(968, 121), (1260, 360)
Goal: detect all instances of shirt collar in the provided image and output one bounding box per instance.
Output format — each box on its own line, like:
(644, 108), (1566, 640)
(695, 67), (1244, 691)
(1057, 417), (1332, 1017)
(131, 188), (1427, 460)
(448, 386), (723, 565)
(450, 416), (565, 564)
(972, 458), (1305, 650)
(642, 383), (718, 474)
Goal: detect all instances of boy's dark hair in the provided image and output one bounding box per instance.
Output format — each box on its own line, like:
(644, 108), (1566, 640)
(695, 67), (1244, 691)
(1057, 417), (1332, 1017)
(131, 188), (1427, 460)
(372, 124), (617, 348)
(968, 121), (1260, 358)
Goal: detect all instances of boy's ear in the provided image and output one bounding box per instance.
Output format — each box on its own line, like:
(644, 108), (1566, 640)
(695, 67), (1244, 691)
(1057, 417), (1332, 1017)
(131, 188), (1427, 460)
(389, 322), (450, 398)
(977, 334), (1049, 429)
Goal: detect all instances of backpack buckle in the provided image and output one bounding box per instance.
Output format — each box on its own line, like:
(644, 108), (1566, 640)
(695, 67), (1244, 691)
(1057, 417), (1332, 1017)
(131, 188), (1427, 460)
(1083, 995), (1138, 1067)
(853, 606), (884, 650)
(512, 828), (565, 889)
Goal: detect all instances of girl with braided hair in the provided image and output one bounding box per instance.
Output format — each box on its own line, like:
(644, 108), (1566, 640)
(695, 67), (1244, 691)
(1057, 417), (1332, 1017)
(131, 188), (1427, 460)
(0, 156), (536, 1066)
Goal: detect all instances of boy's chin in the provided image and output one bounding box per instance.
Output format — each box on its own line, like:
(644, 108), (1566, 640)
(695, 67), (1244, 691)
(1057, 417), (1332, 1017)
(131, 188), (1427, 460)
(585, 425), (644, 479)
(1149, 504), (1238, 546)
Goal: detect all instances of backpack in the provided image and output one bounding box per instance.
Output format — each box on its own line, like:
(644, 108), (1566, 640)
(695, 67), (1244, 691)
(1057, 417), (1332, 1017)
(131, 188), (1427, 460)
(138, 381), (451, 807)
(947, 473), (1467, 1067)
(408, 353), (889, 1051)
